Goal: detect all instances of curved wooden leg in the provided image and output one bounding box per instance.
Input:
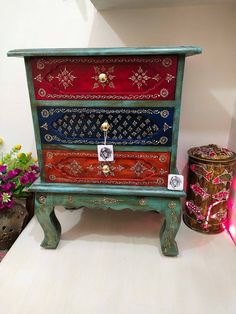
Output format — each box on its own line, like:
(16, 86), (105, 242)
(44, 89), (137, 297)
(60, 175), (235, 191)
(35, 193), (61, 249)
(160, 199), (181, 257)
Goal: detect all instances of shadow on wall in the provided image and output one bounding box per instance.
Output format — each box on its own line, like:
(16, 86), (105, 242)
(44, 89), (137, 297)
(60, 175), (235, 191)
(74, 0), (88, 20)
(87, 4), (236, 162)
(228, 101), (236, 152)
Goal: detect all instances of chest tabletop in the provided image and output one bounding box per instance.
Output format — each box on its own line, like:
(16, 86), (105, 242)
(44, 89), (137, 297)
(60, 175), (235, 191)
(8, 46), (202, 256)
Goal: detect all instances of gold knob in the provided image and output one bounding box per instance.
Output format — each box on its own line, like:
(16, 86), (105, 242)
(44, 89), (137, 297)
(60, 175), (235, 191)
(102, 165), (110, 175)
(101, 121), (110, 132)
(99, 73), (107, 83)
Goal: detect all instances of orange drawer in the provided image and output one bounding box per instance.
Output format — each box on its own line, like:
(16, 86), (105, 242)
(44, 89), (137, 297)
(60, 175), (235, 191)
(31, 55), (178, 101)
(43, 150), (170, 186)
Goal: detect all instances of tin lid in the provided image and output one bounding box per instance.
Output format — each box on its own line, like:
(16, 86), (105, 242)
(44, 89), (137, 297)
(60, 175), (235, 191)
(188, 144), (236, 162)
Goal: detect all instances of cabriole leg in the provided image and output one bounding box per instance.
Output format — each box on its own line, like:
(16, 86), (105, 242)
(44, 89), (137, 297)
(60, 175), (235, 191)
(35, 193), (61, 249)
(160, 199), (181, 257)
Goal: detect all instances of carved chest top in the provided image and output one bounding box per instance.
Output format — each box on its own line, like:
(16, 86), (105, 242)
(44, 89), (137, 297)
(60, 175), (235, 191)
(8, 46), (202, 188)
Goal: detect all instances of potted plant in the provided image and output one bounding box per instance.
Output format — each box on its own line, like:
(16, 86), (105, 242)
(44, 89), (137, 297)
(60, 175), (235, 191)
(0, 140), (39, 249)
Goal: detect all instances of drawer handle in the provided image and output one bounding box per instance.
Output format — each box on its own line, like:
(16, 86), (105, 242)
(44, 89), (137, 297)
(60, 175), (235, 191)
(99, 73), (108, 83)
(101, 121), (110, 132)
(102, 165), (110, 175)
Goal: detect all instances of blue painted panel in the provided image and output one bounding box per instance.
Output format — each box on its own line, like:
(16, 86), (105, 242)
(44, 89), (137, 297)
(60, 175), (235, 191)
(37, 106), (174, 146)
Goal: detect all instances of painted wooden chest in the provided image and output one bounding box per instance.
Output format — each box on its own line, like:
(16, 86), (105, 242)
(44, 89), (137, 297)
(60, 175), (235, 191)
(8, 47), (202, 256)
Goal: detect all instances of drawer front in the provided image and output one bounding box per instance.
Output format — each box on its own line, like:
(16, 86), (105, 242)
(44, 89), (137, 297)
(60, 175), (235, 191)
(43, 150), (170, 186)
(38, 107), (174, 146)
(31, 56), (177, 101)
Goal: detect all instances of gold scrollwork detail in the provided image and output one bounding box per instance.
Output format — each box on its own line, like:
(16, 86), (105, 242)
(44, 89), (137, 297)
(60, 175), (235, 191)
(170, 210), (178, 224)
(139, 198), (146, 206)
(88, 197), (124, 206)
(37, 59), (45, 70)
(168, 201), (176, 209)
(39, 195), (46, 212)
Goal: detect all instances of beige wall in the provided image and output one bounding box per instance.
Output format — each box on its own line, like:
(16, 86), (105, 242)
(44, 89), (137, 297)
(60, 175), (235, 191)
(0, 0), (235, 175)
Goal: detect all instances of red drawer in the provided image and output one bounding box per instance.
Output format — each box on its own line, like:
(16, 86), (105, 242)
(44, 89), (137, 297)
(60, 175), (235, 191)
(31, 56), (177, 101)
(43, 150), (170, 186)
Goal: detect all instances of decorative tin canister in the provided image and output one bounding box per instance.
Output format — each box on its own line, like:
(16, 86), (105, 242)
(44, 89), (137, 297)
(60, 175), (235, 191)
(184, 144), (236, 234)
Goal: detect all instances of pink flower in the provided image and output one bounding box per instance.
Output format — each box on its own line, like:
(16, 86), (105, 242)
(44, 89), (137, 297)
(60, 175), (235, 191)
(0, 192), (13, 210)
(0, 182), (16, 191)
(20, 171), (37, 185)
(4, 199), (14, 208)
(6, 168), (21, 179)
(0, 165), (7, 173)
(30, 165), (40, 172)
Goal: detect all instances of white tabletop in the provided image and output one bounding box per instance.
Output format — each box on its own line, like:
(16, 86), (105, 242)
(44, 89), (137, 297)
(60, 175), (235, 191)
(0, 207), (235, 314)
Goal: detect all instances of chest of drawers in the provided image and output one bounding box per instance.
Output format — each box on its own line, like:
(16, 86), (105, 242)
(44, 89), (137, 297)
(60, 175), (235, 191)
(8, 46), (201, 256)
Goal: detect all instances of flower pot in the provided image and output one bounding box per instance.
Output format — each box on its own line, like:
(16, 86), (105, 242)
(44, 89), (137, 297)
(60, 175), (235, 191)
(0, 193), (34, 249)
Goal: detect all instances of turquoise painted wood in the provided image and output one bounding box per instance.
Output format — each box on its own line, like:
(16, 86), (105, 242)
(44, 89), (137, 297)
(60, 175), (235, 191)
(8, 46), (202, 256)
(34, 186), (182, 256)
(7, 46), (202, 57)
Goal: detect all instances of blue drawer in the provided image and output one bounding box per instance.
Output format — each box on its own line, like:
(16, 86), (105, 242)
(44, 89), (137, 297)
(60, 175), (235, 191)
(37, 106), (174, 146)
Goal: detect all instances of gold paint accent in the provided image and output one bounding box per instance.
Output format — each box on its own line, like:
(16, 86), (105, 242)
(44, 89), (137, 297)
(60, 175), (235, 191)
(38, 88), (46, 97)
(163, 210), (178, 250)
(101, 121), (110, 132)
(102, 165), (110, 175)
(39, 195), (46, 212)
(88, 197), (124, 206)
(168, 201), (176, 209)
(98, 73), (108, 83)
(56, 67), (77, 89)
(39, 195), (46, 204)
(68, 195), (74, 204)
(139, 198), (146, 206)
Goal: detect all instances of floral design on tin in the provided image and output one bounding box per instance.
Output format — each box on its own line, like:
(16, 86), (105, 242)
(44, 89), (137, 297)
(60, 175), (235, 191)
(190, 183), (210, 200)
(190, 163), (213, 182)
(186, 200), (205, 221)
(212, 189), (229, 202)
(212, 170), (233, 185)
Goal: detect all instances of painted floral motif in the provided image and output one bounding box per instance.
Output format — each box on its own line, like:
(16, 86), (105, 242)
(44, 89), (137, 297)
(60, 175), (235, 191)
(129, 66), (151, 89)
(56, 67), (77, 89)
(212, 189), (229, 201)
(212, 170), (232, 185)
(211, 208), (227, 221)
(130, 161), (148, 177)
(59, 160), (83, 176)
(190, 163), (213, 181)
(32, 56), (177, 100)
(166, 74), (175, 82)
(152, 73), (161, 82)
(97, 163), (115, 176)
(186, 201), (205, 221)
(34, 74), (43, 82)
(92, 66), (115, 89)
(190, 183), (210, 200)
(189, 144), (236, 160)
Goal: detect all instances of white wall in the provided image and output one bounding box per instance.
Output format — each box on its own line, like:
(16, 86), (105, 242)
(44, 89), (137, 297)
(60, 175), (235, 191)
(0, 0), (235, 175)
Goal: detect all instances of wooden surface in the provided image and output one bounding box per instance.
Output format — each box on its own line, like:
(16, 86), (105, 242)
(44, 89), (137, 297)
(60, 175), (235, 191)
(7, 46), (202, 57)
(8, 46), (200, 255)
(33, 191), (182, 256)
(0, 209), (235, 314)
